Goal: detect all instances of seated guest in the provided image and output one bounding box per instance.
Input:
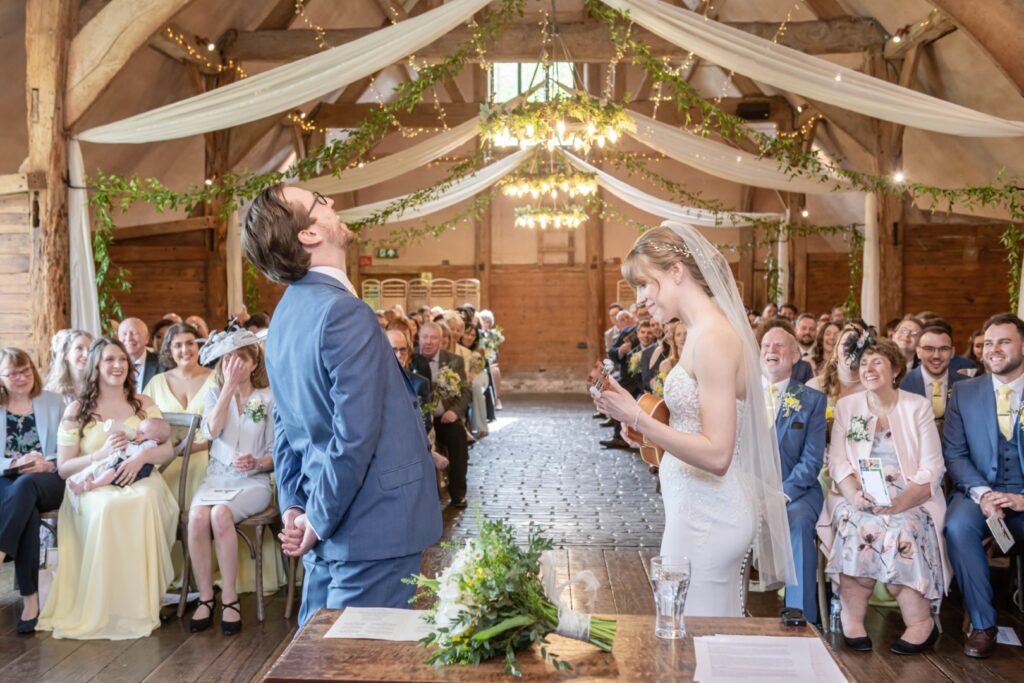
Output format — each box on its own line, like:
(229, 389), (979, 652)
(818, 337), (948, 655)
(884, 318), (902, 339)
(604, 304), (624, 357)
(794, 313), (817, 361)
(626, 320), (658, 397)
(942, 313), (1024, 658)
(759, 319), (814, 385)
(641, 320), (667, 393)
(901, 325), (967, 418)
(185, 315), (210, 339)
(761, 326), (826, 624)
(658, 321), (686, 376)
(151, 318), (175, 353)
(118, 318), (161, 394)
(45, 329), (92, 402)
(461, 324), (490, 438)
(810, 321), (841, 377)
(163, 312), (183, 324)
(808, 324), (867, 407)
(830, 304), (846, 323)
(188, 331), (276, 636)
(413, 323), (470, 508)
(0, 348), (65, 633)
(893, 316), (924, 371)
(244, 312), (270, 335)
(965, 328), (985, 375)
(39, 338), (178, 639)
(780, 302), (798, 322)
(479, 309), (504, 411)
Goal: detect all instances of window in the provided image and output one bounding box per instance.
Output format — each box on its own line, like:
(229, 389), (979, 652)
(490, 62), (575, 103)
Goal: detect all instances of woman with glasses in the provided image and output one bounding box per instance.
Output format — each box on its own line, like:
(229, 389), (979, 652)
(893, 316), (925, 372)
(0, 348), (65, 633)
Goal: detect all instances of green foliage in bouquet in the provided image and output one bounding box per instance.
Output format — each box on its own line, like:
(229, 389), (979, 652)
(433, 366), (468, 403)
(406, 520), (616, 677)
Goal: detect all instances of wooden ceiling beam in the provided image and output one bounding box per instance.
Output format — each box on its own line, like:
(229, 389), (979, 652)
(883, 9), (956, 60)
(926, 0), (1024, 95)
(311, 96), (791, 129)
(226, 18), (887, 62)
(66, 0), (196, 127)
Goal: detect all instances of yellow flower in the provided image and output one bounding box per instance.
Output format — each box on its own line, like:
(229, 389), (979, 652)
(781, 395), (802, 417)
(826, 406), (835, 421)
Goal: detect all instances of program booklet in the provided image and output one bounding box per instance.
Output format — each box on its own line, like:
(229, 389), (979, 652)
(858, 457), (891, 507)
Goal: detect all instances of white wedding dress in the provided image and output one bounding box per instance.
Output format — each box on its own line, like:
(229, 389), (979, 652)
(659, 364), (756, 617)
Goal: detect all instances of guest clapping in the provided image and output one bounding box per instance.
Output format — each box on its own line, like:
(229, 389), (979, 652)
(942, 313), (1024, 658)
(0, 348), (65, 633)
(188, 331), (275, 636)
(818, 337), (948, 655)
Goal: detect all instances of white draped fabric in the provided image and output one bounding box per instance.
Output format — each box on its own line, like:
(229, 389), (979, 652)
(777, 234), (790, 304)
(561, 151), (783, 227)
(68, 139), (102, 336)
(337, 150), (529, 224)
(626, 111), (853, 194)
(601, 0), (1024, 137)
(77, 0), (490, 144)
(861, 193), (880, 327)
(226, 210), (243, 317)
(298, 119), (480, 195)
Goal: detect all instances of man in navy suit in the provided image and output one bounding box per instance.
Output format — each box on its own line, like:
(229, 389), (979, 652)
(901, 325), (967, 419)
(760, 322), (827, 623)
(242, 184), (441, 626)
(943, 313), (1024, 658)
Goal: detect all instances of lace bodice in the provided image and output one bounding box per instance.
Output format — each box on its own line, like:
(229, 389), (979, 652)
(661, 364), (746, 470)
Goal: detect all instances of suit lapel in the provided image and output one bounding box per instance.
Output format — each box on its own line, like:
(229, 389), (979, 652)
(33, 395), (49, 453)
(982, 379), (998, 459)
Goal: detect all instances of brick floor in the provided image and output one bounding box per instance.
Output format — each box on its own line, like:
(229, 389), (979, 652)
(440, 393), (665, 549)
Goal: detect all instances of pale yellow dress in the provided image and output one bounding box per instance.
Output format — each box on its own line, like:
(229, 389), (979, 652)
(38, 406), (178, 640)
(144, 371), (214, 584)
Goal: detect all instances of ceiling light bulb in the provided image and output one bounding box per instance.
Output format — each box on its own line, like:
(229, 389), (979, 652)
(893, 171), (906, 183)
(834, 73), (842, 82)
(207, 42), (216, 52)
(891, 35), (902, 44)
(800, 209), (809, 218)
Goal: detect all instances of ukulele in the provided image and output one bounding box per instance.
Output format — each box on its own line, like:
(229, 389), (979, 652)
(590, 360), (669, 467)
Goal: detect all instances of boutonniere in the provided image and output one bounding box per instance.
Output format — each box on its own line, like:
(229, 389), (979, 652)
(627, 353), (641, 375)
(825, 406), (835, 421)
(781, 394), (803, 418)
(846, 415), (872, 442)
(244, 397), (267, 424)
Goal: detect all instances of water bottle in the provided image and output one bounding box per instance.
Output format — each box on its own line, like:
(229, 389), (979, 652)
(829, 596), (841, 635)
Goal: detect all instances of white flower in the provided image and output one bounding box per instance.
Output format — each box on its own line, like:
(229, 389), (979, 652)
(435, 602), (472, 636)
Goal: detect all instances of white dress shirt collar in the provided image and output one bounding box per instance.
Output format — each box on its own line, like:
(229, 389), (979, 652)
(921, 365), (947, 390)
(991, 371), (1024, 399)
(308, 265), (356, 295)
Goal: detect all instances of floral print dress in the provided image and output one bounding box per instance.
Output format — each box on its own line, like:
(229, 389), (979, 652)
(5, 412), (42, 457)
(826, 431), (944, 601)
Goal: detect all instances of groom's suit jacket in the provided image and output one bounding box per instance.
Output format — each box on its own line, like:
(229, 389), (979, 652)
(772, 382), (827, 505)
(410, 350), (470, 419)
(266, 271), (441, 562)
(942, 374), (1024, 494)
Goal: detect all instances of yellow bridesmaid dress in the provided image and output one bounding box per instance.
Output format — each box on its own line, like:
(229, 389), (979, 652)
(144, 372), (214, 585)
(38, 406), (178, 640)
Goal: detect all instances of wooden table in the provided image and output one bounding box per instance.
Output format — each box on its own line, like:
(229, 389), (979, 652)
(264, 609), (853, 682)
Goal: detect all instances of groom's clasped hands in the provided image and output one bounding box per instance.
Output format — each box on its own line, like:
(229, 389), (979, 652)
(280, 507), (318, 557)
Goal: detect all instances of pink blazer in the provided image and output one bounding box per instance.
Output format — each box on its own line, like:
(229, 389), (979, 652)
(816, 389), (951, 591)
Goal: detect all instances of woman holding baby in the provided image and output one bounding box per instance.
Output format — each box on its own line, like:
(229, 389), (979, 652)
(38, 337), (179, 640)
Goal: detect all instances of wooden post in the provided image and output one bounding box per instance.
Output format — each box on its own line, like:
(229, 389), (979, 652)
(472, 65), (492, 309)
(204, 70), (233, 326)
(26, 0), (75, 361)
(584, 64), (606, 366)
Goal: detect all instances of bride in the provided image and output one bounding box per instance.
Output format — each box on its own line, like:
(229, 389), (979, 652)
(595, 222), (793, 617)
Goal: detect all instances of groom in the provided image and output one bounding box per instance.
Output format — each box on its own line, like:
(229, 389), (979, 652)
(242, 184), (442, 626)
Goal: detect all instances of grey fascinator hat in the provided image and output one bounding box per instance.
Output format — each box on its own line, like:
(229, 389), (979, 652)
(199, 328), (262, 366)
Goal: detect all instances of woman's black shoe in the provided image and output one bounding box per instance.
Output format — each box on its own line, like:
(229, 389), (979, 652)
(16, 616), (38, 634)
(843, 634), (873, 651)
(221, 599), (242, 636)
(890, 625), (939, 655)
(189, 597), (216, 633)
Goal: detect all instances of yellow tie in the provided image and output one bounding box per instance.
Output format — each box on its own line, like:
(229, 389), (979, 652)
(997, 385), (1014, 440)
(767, 384), (779, 421)
(931, 380), (945, 419)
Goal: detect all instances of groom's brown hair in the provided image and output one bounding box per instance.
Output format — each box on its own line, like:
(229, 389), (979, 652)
(242, 183), (313, 284)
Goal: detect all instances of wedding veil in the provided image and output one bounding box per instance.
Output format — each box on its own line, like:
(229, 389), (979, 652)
(662, 220), (797, 589)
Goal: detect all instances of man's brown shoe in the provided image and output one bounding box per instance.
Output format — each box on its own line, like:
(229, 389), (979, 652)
(963, 627), (998, 658)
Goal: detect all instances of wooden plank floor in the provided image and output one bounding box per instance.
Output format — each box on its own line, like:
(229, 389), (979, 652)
(2, 549), (1023, 681)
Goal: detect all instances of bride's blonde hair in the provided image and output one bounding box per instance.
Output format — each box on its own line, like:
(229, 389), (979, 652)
(622, 226), (713, 297)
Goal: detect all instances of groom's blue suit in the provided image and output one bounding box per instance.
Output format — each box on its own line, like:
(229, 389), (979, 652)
(267, 270), (442, 626)
(772, 381), (827, 623)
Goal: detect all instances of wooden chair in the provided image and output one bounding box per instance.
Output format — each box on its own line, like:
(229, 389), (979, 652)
(361, 279), (382, 311)
(233, 505), (299, 621)
(380, 279), (409, 311)
(427, 278), (456, 310)
(407, 278), (430, 311)
(616, 280), (636, 307)
(162, 412), (200, 619)
(455, 279), (481, 309)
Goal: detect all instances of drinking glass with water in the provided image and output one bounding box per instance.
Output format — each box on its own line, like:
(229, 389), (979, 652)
(650, 555), (690, 639)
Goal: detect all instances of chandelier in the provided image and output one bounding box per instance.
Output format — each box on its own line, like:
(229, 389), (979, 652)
(499, 170), (598, 200)
(514, 205), (588, 230)
(482, 95), (634, 153)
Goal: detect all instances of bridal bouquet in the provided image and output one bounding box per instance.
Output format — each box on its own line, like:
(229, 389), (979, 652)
(433, 366), (467, 403)
(407, 520), (617, 676)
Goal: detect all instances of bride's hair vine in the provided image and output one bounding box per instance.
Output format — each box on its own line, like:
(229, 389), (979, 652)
(648, 242), (693, 259)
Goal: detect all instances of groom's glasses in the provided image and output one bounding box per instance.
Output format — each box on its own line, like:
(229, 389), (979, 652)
(306, 191), (328, 217)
